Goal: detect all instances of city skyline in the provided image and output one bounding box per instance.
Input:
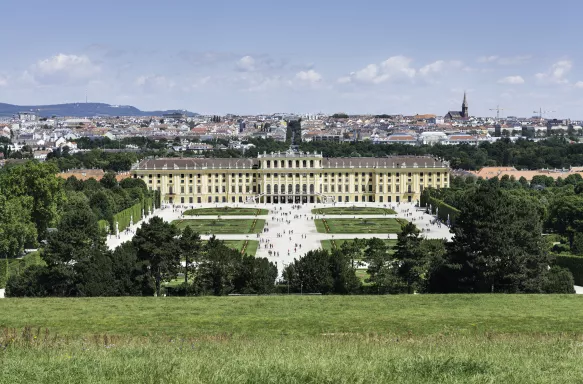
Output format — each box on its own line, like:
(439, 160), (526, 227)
(0, 0), (582, 118)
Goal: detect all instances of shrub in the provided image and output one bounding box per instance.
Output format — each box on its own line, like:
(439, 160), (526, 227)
(555, 255), (583, 285)
(543, 266), (575, 293)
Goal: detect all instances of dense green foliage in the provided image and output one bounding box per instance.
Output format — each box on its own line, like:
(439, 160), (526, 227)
(555, 255), (583, 286)
(47, 147), (139, 172)
(63, 173), (154, 232)
(283, 249), (361, 294)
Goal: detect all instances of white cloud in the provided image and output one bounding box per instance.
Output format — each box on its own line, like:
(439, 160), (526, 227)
(28, 54), (100, 84)
(478, 55), (531, 65)
(477, 55), (499, 63)
(295, 69), (322, 83)
(576, 81), (583, 88)
(0, 74), (7, 87)
(135, 74), (175, 91)
(498, 76), (525, 85)
(535, 60), (572, 84)
(419, 60), (463, 77)
(236, 56), (256, 72)
(339, 56), (416, 84)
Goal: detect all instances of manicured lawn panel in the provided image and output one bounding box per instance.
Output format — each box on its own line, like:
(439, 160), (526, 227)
(312, 207), (397, 215)
(315, 218), (407, 233)
(183, 207), (269, 216)
(321, 239), (396, 255)
(172, 219), (265, 234)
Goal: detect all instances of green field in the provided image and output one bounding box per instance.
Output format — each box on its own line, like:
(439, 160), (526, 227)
(312, 206), (397, 215)
(219, 240), (258, 256)
(172, 219), (265, 234)
(321, 238), (397, 254)
(183, 207), (269, 216)
(315, 218), (406, 233)
(1, 296), (583, 383)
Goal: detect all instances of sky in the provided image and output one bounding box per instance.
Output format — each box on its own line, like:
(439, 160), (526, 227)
(1, 0), (582, 118)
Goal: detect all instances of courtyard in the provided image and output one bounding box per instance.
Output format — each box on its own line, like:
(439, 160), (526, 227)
(107, 202), (453, 276)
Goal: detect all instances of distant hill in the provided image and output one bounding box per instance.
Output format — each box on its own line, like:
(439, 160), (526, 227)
(0, 102), (198, 118)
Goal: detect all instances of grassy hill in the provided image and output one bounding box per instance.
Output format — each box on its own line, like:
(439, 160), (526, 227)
(1, 295), (582, 383)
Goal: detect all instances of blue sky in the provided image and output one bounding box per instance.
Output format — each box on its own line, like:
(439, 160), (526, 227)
(1, 0), (582, 117)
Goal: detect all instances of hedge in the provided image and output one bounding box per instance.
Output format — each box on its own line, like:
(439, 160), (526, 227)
(0, 251), (46, 288)
(422, 196), (460, 226)
(555, 254), (583, 285)
(110, 196), (155, 234)
(98, 220), (109, 234)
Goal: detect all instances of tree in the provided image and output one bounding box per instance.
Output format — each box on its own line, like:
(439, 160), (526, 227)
(132, 216), (181, 296)
(179, 226), (202, 284)
(195, 240), (239, 295)
(547, 195), (583, 249)
(233, 255), (278, 294)
(284, 249), (333, 294)
(0, 196), (37, 262)
(430, 185), (552, 293)
(393, 222), (426, 294)
(99, 171), (118, 189)
(0, 161), (65, 240)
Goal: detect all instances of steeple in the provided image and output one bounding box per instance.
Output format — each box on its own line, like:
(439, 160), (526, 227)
(462, 91), (468, 118)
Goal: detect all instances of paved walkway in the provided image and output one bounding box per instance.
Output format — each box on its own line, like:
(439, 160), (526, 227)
(106, 202), (453, 276)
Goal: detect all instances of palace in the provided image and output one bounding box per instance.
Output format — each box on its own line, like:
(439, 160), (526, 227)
(131, 151), (450, 205)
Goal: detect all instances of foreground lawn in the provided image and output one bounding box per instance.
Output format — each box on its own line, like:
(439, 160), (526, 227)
(316, 218), (406, 233)
(2, 296), (583, 383)
(312, 206), (397, 215)
(321, 238), (397, 254)
(183, 207), (269, 216)
(2, 335), (582, 384)
(1, 295), (583, 337)
(172, 219), (265, 234)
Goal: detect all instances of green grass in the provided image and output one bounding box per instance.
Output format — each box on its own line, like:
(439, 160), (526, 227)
(312, 206), (397, 215)
(2, 296), (583, 383)
(1, 295), (582, 337)
(196, 240), (259, 256)
(321, 239), (396, 254)
(172, 219), (265, 234)
(183, 207), (269, 216)
(315, 218), (406, 233)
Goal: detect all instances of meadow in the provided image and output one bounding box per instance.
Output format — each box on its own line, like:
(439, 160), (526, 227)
(172, 219), (265, 234)
(2, 296), (583, 383)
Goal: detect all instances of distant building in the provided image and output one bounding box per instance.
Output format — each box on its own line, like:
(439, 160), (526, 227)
(18, 112), (37, 122)
(163, 112), (186, 120)
(445, 92), (469, 120)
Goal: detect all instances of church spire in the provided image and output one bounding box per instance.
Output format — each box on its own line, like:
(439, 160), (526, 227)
(462, 91), (468, 118)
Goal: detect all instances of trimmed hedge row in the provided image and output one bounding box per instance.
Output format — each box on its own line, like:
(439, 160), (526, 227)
(0, 252), (46, 288)
(555, 254), (583, 285)
(422, 196), (460, 226)
(98, 220), (109, 234)
(110, 197), (155, 234)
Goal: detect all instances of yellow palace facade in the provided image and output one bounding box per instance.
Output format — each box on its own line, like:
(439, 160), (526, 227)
(131, 150), (450, 205)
